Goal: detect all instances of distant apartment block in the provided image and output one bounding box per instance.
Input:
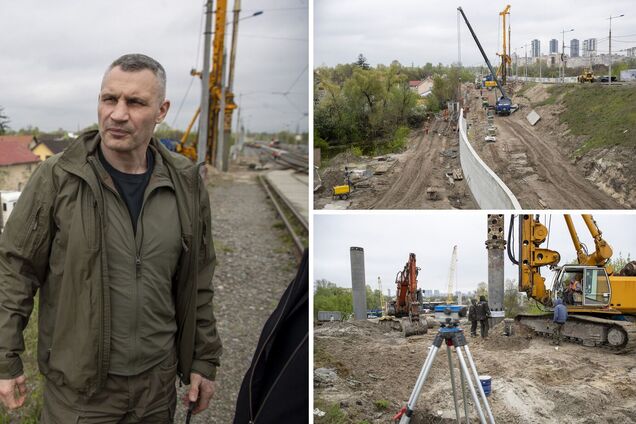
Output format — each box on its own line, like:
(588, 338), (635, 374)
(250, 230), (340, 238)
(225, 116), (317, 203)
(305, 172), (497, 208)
(531, 39), (540, 58)
(549, 39), (559, 54)
(570, 39), (579, 57)
(583, 38), (597, 56)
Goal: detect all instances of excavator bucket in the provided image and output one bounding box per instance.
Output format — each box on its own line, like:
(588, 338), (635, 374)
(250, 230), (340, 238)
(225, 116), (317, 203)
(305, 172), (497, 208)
(401, 317), (428, 337)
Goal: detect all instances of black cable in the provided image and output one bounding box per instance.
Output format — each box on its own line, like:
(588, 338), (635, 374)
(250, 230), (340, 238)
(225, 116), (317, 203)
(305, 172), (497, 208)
(507, 215), (518, 265)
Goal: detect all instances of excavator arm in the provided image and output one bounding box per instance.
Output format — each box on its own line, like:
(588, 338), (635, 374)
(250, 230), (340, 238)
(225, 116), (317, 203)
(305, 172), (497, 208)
(564, 214), (614, 273)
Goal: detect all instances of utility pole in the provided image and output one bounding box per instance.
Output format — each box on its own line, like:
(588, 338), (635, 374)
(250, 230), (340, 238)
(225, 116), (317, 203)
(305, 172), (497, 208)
(608, 14), (624, 87)
(216, 48), (227, 170)
(222, 0), (242, 172)
(196, 0), (214, 164)
(560, 28), (574, 83)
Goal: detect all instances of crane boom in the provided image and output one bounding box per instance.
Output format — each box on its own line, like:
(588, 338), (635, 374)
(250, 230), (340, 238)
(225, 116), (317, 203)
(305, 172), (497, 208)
(457, 7), (507, 99)
(497, 5), (512, 84)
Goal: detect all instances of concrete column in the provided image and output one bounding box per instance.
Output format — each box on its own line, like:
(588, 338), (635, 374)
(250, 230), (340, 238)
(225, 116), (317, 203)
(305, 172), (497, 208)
(485, 215), (506, 328)
(350, 247), (367, 320)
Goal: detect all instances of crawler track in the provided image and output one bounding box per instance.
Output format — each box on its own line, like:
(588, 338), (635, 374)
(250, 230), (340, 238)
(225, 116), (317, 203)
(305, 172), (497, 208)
(516, 313), (636, 353)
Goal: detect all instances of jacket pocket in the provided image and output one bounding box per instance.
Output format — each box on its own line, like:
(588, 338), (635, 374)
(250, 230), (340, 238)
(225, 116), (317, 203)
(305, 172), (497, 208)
(81, 191), (99, 251)
(17, 204), (43, 255)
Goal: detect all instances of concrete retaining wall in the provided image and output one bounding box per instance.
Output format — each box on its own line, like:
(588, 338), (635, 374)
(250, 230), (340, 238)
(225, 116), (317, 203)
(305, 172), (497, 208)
(510, 76), (577, 84)
(458, 110), (522, 209)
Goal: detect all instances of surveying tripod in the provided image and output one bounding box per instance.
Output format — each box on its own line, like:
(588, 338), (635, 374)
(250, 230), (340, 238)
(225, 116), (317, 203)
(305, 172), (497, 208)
(394, 306), (495, 424)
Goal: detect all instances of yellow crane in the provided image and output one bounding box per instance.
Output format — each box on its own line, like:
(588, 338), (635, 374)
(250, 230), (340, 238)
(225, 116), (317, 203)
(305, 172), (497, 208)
(496, 5), (512, 85)
(177, 0), (238, 164)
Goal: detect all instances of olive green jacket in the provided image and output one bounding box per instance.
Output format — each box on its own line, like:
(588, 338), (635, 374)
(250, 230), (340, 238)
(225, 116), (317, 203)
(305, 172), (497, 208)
(0, 130), (222, 395)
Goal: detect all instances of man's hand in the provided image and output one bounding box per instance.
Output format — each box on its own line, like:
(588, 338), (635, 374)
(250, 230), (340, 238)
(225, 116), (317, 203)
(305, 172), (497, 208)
(0, 375), (28, 410)
(183, 373), (215, 414)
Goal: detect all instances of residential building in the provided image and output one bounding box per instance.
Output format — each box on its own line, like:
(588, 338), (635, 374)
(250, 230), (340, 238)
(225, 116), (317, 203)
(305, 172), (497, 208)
(583, 38), (597, 56)
(531, 39), (540, 58)
(570, 39), (579, 57)
(0, 139), (40, 190)
(32, 136), (71, 161)
(626, 47), (636, 57)
(549, 39), (559, 54)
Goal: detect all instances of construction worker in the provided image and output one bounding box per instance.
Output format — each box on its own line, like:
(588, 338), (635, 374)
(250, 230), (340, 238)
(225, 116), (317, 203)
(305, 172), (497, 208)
(476, 296), (491, 338)
(468, 299), (478, 337)
(552, 298), (568, 346)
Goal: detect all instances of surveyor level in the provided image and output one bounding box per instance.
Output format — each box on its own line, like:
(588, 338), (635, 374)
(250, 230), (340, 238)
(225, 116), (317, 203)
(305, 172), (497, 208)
(393, 305), (496, 424)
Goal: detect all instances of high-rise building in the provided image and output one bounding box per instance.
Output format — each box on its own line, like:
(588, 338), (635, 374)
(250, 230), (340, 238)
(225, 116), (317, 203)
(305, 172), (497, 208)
(627, 47), (636, 57)
(583, 38), (597, 56)
(549, 39), (559, 54)
(531, 39), (541, 58)
(570, 39), (579, 57)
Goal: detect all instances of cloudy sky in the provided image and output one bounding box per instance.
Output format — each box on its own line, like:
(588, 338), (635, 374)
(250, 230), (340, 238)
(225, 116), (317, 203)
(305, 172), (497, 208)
(315, 0), (636, 68)
(0, 0), (308, 134)
(313, 213), (636, 295)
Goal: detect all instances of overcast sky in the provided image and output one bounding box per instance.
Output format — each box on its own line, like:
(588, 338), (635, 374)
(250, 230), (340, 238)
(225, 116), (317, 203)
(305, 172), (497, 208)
(313, 213), (636, 295)
(315, 0), (636, 68)
(0, 0), (308, 134)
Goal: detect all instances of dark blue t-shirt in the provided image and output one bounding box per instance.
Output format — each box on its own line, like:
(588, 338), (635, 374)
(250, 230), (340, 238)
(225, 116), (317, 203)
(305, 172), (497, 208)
(98, 147), (154, 235)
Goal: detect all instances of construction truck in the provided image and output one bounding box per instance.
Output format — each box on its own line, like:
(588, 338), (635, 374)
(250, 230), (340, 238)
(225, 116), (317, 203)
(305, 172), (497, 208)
(507, 214), (636, 351)
(381, 253), (428, 337)
(458, 7), (512, 116)
(578, 69), (596, 83)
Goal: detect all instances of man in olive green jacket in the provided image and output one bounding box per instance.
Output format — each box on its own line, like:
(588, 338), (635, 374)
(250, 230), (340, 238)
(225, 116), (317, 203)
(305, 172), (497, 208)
(0, 54), (222, 422)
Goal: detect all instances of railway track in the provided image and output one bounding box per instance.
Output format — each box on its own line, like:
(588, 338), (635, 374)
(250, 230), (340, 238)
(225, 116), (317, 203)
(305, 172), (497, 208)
(258, 174), (308, 259)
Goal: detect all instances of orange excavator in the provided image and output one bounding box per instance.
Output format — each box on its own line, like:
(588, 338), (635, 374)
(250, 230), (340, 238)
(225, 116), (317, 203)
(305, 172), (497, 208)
(382, 253), (428, 337)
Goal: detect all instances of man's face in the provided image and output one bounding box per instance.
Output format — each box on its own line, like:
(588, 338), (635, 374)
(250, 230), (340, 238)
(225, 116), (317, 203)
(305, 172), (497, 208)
(98, 66), (170, 155)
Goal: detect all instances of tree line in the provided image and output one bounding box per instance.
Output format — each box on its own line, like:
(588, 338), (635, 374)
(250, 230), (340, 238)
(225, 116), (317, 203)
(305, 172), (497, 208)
(314, 55), (474, 157)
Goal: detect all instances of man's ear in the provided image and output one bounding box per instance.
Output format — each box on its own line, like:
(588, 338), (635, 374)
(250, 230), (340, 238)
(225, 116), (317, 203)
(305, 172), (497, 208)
(156, 100), (171, 124)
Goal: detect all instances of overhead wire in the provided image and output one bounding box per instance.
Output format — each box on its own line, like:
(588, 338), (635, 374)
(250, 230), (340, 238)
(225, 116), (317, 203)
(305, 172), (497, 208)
(171, 3), (206, 128)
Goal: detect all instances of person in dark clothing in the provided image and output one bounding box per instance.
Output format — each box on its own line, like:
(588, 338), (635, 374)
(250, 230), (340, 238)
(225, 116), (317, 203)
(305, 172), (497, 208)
(476, 296), (491, 338)
(233, 250), (308, 424)
(553, 298), (568, 346)
(468, 299), (478, 337)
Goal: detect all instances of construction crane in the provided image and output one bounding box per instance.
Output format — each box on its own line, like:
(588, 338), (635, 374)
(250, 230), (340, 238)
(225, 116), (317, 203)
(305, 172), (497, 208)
(446, 245), (458, 304)
(457, 6), (512, 115)
(496, 5), (512, 85)
(508, 214), (636, 351)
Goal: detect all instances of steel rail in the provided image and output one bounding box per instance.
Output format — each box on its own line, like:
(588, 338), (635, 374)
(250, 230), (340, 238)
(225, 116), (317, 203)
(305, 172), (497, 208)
(258, 174), (306, 258)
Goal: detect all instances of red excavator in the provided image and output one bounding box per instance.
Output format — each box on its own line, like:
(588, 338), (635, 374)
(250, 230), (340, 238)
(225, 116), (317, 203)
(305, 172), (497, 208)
(382, 253), (428, 337)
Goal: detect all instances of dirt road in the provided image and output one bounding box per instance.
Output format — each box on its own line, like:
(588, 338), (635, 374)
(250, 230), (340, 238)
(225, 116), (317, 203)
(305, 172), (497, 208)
(370, 121), (475, 209)
(314, 119), (476, 210)
(314, 320), (636, 424)
(465, 86), (624, 209)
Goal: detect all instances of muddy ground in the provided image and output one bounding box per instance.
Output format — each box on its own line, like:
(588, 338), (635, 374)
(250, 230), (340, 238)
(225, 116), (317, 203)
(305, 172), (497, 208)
(314, 320), (636, 424)
(314, 118), (477, 210)
(315, 82), (634, 210)
(465, 83), (631, 209)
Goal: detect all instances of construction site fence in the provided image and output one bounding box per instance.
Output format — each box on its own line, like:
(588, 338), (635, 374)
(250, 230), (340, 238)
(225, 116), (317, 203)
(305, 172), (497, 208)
(458, 109), (522, 210)
(510, 76), (578, 84)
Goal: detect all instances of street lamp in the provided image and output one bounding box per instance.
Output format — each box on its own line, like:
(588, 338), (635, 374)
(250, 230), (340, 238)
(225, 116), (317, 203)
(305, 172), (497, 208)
(608, 14), (624, 86)
(560, 28), (574, 83)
